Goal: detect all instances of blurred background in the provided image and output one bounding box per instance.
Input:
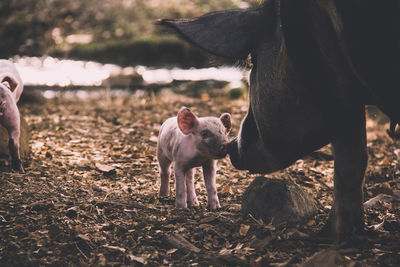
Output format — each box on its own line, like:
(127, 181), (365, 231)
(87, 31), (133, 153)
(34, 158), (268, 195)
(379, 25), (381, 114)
(0, 0), (259, 66)
(0, 0), (260, 95)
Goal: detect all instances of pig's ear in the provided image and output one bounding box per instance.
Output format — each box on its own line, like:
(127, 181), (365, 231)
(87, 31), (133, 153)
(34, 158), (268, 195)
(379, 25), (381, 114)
(1, 76), (18, 92)
(157, 5), (275, 59)
(220, 113), (232, 134)
(177, 107), (199, 135)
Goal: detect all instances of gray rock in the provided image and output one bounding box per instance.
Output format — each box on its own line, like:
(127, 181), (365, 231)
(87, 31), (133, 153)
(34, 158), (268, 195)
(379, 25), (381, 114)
(0, 115), (30, 159)
(300, 249), (352, 267)
(242, 176), (317, 226)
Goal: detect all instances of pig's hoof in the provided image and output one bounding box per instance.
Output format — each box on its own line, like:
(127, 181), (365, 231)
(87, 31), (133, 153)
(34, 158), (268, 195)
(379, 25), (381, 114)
(317, 221), (334, 241)
(318, 215), (367, 244)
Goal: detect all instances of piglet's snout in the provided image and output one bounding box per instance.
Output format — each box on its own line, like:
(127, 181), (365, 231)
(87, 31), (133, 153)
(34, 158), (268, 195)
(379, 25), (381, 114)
(219, 142), (230, 157)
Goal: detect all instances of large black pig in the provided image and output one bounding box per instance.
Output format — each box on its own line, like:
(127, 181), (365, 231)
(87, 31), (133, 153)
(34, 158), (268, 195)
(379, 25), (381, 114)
(158, 0), (400, 241)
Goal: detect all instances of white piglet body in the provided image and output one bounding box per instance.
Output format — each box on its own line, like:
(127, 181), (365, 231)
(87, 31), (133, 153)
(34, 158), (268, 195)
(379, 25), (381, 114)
(0, 60), (24, 172)
(157, 107), (232, 209)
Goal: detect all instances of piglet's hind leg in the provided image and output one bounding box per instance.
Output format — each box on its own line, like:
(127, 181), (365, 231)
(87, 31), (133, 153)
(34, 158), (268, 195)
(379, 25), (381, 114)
(185, 168), (199, 207)
(174, 167), (187, 208)
(8, 131), (24, 173)
(158, 154), (171, 197)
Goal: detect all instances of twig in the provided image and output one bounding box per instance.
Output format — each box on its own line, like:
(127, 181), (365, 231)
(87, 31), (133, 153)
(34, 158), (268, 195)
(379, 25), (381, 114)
(248, 213), (264, 225)
(93, 199), (161, 213)
(75, 241), (88, 260)
(164, 233), (201, 253)
(6, 180), (17, 187)
(313, 175), (331, 189)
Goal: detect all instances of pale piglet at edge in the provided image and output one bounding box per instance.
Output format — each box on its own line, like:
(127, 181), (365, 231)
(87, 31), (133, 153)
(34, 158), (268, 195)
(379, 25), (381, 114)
(157, 107), (232, 210)
(0, 60), (24, 172)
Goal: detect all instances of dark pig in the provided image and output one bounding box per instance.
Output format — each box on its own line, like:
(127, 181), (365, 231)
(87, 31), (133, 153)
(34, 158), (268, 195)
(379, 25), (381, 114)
(158, 0), (400, 241)
(0, 60), (24, 172)
(157, 107), (231, 209)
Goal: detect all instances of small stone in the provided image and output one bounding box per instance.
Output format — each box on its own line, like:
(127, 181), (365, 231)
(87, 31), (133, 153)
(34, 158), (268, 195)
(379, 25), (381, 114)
(300, 249), (352, 267)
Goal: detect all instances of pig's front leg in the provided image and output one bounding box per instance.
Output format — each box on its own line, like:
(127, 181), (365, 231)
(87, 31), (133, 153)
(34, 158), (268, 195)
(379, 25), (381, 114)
(185, 168), (199, 207)
(328, 105), (367, 242)
(202, 159), (220, 210)
(174, 165), (187, 208)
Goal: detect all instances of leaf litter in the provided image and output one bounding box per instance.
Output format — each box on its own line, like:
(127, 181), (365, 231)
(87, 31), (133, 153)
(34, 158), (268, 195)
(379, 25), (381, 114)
(0, 90), (399, 266)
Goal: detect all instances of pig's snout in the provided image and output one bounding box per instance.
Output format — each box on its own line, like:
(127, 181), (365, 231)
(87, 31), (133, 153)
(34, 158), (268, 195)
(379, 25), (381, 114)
(227, 137), (246, 170)
(227, 137), (240, 156)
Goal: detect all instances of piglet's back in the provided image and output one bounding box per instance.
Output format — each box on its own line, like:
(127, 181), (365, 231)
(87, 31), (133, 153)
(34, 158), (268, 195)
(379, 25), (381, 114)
(157, 117), (182, 159)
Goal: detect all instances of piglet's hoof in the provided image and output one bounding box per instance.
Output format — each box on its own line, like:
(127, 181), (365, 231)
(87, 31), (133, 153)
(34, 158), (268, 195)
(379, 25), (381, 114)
(12, 161), (25, 173)
(207, 203), (221, 211)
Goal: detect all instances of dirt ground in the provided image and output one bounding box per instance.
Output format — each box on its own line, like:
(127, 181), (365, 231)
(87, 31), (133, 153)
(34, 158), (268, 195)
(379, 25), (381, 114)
(0, 89), (399, 266)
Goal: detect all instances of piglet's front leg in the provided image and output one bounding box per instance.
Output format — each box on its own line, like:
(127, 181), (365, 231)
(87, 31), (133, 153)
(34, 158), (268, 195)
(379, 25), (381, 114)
(202, 159), (220, 210)
(174, 166), (187, 208)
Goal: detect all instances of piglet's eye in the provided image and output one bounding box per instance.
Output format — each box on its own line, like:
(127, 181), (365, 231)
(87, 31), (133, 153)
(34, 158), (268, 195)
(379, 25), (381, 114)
(201, 130), (211, 139)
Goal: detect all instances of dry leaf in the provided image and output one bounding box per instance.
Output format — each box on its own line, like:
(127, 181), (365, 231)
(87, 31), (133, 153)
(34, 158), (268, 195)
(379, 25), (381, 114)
(97, 253), (106, 266)
(95, 163), (115, 173)
(127, 254), (148, 264)
(239, 224), (250, 236)
(166, 248), (178, 254)
(221, 185), (233, 194)
(102, 245), (126, 253)
(219, 248), (231, 255)
(379, 157), (391, 166)
(77, 234), (91, 242)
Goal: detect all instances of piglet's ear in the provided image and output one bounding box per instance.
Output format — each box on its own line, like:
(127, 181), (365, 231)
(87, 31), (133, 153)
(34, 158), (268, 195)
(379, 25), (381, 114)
(177, 107), (199, 135)
(1, 76), (18, 92)
(220, 113), (232, 134)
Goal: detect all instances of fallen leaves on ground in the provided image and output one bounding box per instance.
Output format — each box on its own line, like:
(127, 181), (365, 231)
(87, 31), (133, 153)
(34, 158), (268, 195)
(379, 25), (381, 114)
(0, 91), (399, 266)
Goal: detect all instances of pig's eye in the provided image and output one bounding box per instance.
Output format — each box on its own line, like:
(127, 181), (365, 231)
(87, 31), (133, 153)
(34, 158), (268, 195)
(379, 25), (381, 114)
(201, 130), (211, 139)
